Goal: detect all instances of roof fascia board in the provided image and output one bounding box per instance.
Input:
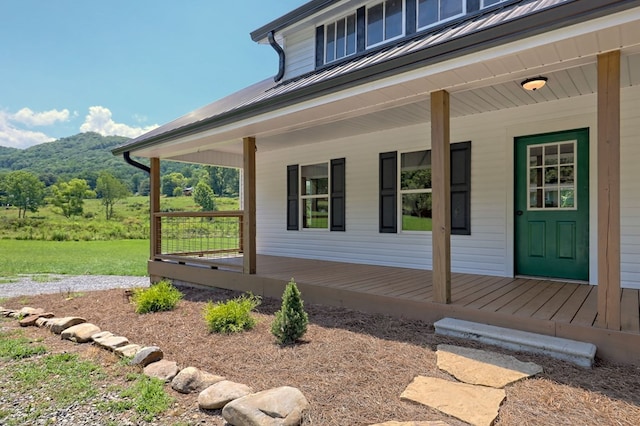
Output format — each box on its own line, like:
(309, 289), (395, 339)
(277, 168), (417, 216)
(114, 0), (637, 156)
(250, 0), (339, 42)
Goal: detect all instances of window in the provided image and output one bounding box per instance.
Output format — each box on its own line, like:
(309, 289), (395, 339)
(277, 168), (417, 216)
(416, 0), (464, 30)
(287, 159), (346, 231)
(367, 0), (404, 47)
(325, 13), (357, 63)
(401, 150), (432, 231)
(301, 163), (329, 229)
(379, 142), (471, 234)
(528, 142), (576, 210)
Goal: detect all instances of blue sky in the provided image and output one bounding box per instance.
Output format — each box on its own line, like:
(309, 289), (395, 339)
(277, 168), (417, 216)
(0, 0), (307, 148)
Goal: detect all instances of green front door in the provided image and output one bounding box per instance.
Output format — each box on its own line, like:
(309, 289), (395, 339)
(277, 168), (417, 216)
(514, 128), (589, 281)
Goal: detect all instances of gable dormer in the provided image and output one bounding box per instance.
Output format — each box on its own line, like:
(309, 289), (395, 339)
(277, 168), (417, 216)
(251, 0), (512, 82)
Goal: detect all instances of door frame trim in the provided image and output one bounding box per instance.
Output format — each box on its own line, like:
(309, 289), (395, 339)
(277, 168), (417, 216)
(504, 112), (597, 284)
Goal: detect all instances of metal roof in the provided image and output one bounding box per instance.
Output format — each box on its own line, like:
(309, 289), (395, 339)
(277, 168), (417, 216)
(113, 0), (636, 156)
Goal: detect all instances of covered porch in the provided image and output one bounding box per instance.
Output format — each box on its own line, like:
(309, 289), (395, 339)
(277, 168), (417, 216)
(148, 254), (640, 366)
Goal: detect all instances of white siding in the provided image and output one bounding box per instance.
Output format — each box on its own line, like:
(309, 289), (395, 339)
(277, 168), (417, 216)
(255, 85), (640, 288)
(283, 28), (316, 81)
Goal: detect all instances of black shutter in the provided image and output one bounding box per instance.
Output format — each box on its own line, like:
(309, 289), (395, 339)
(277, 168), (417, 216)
(451, 142), (471, 235)
(287, 165), (299, 230)
(379, 151), (397, 233)
(330, 158), (346, 231)
(356, 6), (366, 52)
(315, 26), (325, 68)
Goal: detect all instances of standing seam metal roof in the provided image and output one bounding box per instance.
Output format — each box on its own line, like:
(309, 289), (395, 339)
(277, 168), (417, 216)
(113, 0), (632, 155)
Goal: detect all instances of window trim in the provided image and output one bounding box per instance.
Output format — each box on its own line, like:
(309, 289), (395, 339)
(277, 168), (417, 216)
(366, 0), (406, 49)
(415, 0), (466, 32)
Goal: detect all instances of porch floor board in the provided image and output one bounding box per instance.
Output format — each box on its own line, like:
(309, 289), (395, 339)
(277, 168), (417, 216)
(158, 254), (640, 363)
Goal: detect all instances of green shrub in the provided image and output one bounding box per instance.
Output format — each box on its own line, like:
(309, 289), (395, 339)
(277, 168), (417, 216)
(132, 280), (183, 314)
(203, 293), (261, 333)
(271, 279), (309, 345)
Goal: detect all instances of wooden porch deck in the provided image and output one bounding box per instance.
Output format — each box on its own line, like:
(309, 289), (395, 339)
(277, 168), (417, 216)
(149, 255), (640, 365)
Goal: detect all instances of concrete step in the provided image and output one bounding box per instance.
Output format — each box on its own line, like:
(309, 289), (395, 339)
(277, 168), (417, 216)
(434, 317), (596, 368)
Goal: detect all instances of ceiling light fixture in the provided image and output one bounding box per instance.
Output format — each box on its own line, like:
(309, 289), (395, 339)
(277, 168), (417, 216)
(521, 76), (548, 91)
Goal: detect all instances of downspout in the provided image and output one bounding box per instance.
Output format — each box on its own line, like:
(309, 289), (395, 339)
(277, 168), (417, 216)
(268, 30), (286, 82)
(123, 151), (150, 174)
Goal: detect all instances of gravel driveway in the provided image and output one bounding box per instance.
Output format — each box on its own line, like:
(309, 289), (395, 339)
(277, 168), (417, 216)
(0, 275), (149, 298)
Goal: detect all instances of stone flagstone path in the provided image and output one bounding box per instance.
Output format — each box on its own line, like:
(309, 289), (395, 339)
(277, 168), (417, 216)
(401, 344), (543, 426)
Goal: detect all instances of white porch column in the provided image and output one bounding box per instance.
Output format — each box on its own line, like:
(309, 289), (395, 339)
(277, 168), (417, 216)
(431, 90), (452, 304)
(597, 50), (621, 330)
(243, 137), (257, 274)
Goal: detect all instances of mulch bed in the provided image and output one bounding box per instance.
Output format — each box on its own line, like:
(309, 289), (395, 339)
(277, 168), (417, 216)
(4, 284), (640, 425)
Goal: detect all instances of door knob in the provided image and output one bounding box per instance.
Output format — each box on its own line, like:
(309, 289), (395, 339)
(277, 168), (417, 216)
(516, 210), (523, 216)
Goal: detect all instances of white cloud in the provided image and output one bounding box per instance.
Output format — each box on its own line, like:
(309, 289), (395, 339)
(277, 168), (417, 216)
(80, 106), (158, 138)
(11, 107), (70, 126)
(0, 111), (55, 148)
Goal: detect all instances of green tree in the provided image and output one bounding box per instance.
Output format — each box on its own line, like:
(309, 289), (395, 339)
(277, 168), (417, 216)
(161, 172), (187, 197)
(50, 178), (95, 218)
(193, 180), (217, 211)
(3, 170), (46, 218)
(96, 171), (130, 220)
(271, 279), (309, 345)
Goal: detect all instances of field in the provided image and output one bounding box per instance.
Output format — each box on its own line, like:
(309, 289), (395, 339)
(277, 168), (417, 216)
(0, 195), (238, 277)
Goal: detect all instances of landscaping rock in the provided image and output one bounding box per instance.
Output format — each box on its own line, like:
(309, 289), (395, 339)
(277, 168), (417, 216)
(48, 317), (87, 334)
(115, 344), (142, 358)
(171, 366), (225, 394)
(19, 312), (54, 327)
(401, 376), (505, 426)
(61, 323), (102, 343)
(1, 308), (16, 317)
(370, 422), (450, 426)
(144, 360), (180, 382)
(198, 380), (254, 410)
(93, 335), (129, 350)
(18, 307), (44, 317)
(91, 331), (114, 341)
(35, 317), (50, 327)
(222, 386), (309, 426)
(437, 344), (543, 388)
(130, 346), (163, 367)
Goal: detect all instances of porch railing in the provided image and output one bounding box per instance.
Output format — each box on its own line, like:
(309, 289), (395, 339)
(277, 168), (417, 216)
(152, 211), (244, 271)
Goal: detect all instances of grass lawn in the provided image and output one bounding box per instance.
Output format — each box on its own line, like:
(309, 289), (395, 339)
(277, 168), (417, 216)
(0, 240), (148, 277)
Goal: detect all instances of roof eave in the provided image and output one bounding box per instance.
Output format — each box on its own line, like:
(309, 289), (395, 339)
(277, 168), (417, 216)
(114, 0), (637, 157)
(250, 0), (338, 42)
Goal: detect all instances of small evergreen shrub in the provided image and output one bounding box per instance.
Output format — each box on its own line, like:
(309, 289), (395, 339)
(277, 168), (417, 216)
(203, 293), (261, 333)
(132, 280), (183, 314)
(271, 279), (309, 345)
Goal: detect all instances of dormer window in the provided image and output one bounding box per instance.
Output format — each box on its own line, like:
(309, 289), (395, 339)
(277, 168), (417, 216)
(367, 0), (404, 47)
(417, 0), (465, 30)
(325, 13), (357, 63)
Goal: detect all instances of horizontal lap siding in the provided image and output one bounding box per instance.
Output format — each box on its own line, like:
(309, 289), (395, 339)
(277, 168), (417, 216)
(620, 86), (640, 289)
(256, 86), (640, 286)
(283, 28), (315, 81)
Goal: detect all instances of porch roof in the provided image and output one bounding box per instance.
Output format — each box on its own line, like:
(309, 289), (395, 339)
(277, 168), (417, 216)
(112, 0), (636, 158)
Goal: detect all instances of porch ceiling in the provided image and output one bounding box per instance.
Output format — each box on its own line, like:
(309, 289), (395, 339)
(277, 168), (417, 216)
(133, 10), (640, 164)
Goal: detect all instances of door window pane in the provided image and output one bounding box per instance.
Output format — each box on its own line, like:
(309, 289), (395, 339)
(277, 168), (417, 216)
(527, 141), (577, 210)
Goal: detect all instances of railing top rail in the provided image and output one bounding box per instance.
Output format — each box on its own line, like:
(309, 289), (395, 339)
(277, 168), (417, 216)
(154, 210), (244, 218)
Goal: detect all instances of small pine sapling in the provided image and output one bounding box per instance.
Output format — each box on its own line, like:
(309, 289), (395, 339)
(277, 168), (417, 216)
(271, 279), (309, 345)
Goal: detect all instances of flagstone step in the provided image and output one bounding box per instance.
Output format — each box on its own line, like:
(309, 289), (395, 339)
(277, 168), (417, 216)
(434, 318), (596, 368)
